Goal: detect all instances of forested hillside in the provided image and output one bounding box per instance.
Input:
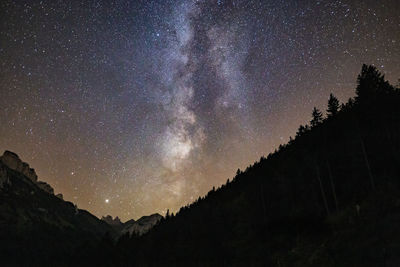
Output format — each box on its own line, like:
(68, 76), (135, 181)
(110, 65), (400, 266)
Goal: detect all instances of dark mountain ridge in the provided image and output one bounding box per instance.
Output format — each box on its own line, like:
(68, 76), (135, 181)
(101, 213), (162, 236)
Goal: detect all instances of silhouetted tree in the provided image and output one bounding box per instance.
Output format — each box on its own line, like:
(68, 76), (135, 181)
(360, 137), (375, 190)
(288, 136), (294, 144)
(310, 107), (323, 127)
(296, 125), (306, 137)
(327, 93), (340, 117)
(315, 165), (330, 216)
(259, 183), (267, 223)
(326, 161), (338, 212)
(297, 125), (311, 137)
(356, 64), (391, 102)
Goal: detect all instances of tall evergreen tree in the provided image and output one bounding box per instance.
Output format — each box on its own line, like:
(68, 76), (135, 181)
(327, 93), (340, 117)
(355, 64), (391, 102)
(296, 125), (307, 137)
(310, 107), (323, 127)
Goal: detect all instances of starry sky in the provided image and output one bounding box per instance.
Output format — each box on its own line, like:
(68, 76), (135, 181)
(1, 0), (399, 221)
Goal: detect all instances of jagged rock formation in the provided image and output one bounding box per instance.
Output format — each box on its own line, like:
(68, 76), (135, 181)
(0, 151), (38, 182)
(101, 215), (123, 226)
(101, 214), (162, 236)
(37, 181), (54, 194)
(121, 213), (162, 236)
(0, 151), (55, 195)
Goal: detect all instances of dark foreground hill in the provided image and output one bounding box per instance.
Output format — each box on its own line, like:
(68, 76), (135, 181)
(1, 65), (400, 266)
(111, 65), (400, 266)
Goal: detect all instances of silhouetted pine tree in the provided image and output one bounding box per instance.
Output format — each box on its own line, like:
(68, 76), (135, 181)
(310, 107), (323, 127)
(355, 64), (392, 102)
(315, 165), (330, 216)
(326, 160), (338, 212)
(296, 125), (308, 137)
(327, 93), (340, 117)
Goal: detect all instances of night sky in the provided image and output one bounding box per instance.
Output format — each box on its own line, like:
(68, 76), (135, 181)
(1, 0), (399, 221)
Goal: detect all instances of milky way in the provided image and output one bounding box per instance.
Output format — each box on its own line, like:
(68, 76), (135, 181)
(0, 0), (399, 220)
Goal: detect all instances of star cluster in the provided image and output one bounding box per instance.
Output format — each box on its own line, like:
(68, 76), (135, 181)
(1, 0), (399, 220)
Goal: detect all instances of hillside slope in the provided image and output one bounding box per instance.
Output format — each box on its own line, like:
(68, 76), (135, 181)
(114, 65), (400, 266)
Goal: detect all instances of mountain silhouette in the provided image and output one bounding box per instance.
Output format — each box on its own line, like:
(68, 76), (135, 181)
(0, 151), (118, 265)
(101, 213), (162, 236)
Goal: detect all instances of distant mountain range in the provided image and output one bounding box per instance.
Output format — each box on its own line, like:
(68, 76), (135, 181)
(0, 150), (162, 266)
(101, 213), (162, 236)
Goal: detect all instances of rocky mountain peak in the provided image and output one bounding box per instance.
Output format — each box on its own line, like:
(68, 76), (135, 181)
(121, 213), (162, 236)
(0, 150), (38, 182)
(101, 215), (123, 226)
(0, 151), (54, 194)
